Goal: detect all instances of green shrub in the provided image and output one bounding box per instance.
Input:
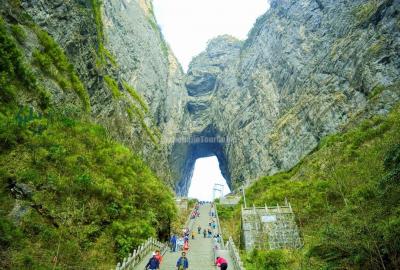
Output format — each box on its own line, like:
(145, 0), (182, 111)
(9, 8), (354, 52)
(0, 111), (177, 268)
(368, 37), (386, 56)
(0, 216), (23, 248)
(353, 0), (380, 23)
(220, 104), (400, 269)
(90, 0), (103, 41)
(10, 24), (26, 44)
(369, 84), (385, 99)
(0, 16), (49, 109)
(122, 81), (149, 112)
(126, 103), (159, 145)
(32, 27), (90, 111)
(104, 75), (121, 98)
(246, 249), (289, 270)
(90, 0), (118, 68)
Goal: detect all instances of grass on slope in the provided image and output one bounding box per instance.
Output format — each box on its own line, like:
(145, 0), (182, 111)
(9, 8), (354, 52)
(0, 12), (177, 270)
(219, 99), (400, 270)
(32, 26), (91, 111)
(0, 111), (177, 269)
(0, 16), (50, 111)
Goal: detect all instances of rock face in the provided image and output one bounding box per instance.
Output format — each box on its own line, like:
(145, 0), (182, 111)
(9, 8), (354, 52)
(102, 0), (186, 137)
(18, 0), (187, 183)
(173, 0), (400, 193)
(11, 0), (400, 194)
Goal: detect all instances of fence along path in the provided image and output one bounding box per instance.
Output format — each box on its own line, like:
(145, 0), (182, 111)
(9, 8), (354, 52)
(121, 203), (244, 270)
(114, 238), (168, 270)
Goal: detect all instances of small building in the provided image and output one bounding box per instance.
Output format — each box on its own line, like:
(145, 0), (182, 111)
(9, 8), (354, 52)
(241, 200), (302, 250)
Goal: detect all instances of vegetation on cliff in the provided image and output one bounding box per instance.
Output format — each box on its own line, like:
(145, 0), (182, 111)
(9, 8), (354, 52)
(0, 111), (176, 269)
(32, 26), (91, 111)
(0, 10), (176, 270)
(219, 95), (400, 269)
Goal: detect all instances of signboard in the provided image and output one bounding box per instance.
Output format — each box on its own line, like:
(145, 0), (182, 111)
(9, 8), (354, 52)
(261, 215), (277, 223)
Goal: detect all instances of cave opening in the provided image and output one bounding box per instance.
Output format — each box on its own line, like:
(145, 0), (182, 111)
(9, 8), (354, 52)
(172, 126), (232, 197)
(187, 156), (231, 201)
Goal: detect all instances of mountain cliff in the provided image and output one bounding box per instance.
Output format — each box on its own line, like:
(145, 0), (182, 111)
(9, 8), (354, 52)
(173, 0), (400, 193)
(0, 0), (184, 268)
(1, 0), (400, 268)
(16, 0), (187, 184)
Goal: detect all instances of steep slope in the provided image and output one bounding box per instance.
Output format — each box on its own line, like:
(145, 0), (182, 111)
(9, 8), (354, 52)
(218, 103), (400, 269)
(0, 9), (177, 269)
(0, 0), (187, 268)
(18, 0), (187, 184)
(173, 0), (400, 192)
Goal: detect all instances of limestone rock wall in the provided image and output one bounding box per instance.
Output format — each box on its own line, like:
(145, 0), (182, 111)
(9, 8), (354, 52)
(174, 0), (400, 191)
(12, 0), (400, 192)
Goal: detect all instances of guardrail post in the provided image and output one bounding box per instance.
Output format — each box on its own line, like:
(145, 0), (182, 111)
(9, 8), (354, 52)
(127, 253), (132, 267)
(133, 249), (137, 263)
(123, 259), (127, 269)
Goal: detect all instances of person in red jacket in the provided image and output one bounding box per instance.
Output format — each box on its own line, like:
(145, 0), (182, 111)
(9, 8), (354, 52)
(215, 256), (228, 270)
(183, 240), (189, 252)
(155, 250), (163, 265)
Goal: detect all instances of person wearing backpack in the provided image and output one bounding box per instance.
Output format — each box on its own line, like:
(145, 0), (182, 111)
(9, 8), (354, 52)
(215, 256), (228, 270)
(176, 251), (189, 270)
(145, 252), (160, 270)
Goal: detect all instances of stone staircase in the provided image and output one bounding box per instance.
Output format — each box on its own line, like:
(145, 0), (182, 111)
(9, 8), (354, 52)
(116, 204), (245, 270)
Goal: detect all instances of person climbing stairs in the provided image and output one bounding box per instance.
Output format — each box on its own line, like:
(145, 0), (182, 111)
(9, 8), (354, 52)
(133, 203), (235, 270)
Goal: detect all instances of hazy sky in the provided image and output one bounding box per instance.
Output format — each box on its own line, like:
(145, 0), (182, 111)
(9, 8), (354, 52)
(153, 0), (270, 71)
(188, 156), (231, 201)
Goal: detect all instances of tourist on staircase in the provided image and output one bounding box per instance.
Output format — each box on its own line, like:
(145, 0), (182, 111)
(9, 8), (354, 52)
(170, 234), (177, 252)
(176, 252), (189, 270)
(213, 235), (219, 251)
(177, 236), (184, 251)
(215, 256), (228, 270)
(207, 228), (212, 238)
(155, 250), (163, 265)
(184, 233), (189, 244)
(145, 252), (160, 270)
(183, 239), (189, 253)
(216, 233), (221, 243)
(213, 220), (217, 229)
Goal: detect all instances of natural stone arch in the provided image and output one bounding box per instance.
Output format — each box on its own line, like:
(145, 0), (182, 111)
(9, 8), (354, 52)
(170, 125), (231, 196)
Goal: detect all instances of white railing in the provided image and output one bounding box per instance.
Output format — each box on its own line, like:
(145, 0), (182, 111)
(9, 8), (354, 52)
(114, 237), (167, 270)
(227, 236), (245, 270)
(214, 204), (245, 270)
(214, 203), (225, 249)
(114, 204), (198, 269)
(185, 204), (197, 231)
